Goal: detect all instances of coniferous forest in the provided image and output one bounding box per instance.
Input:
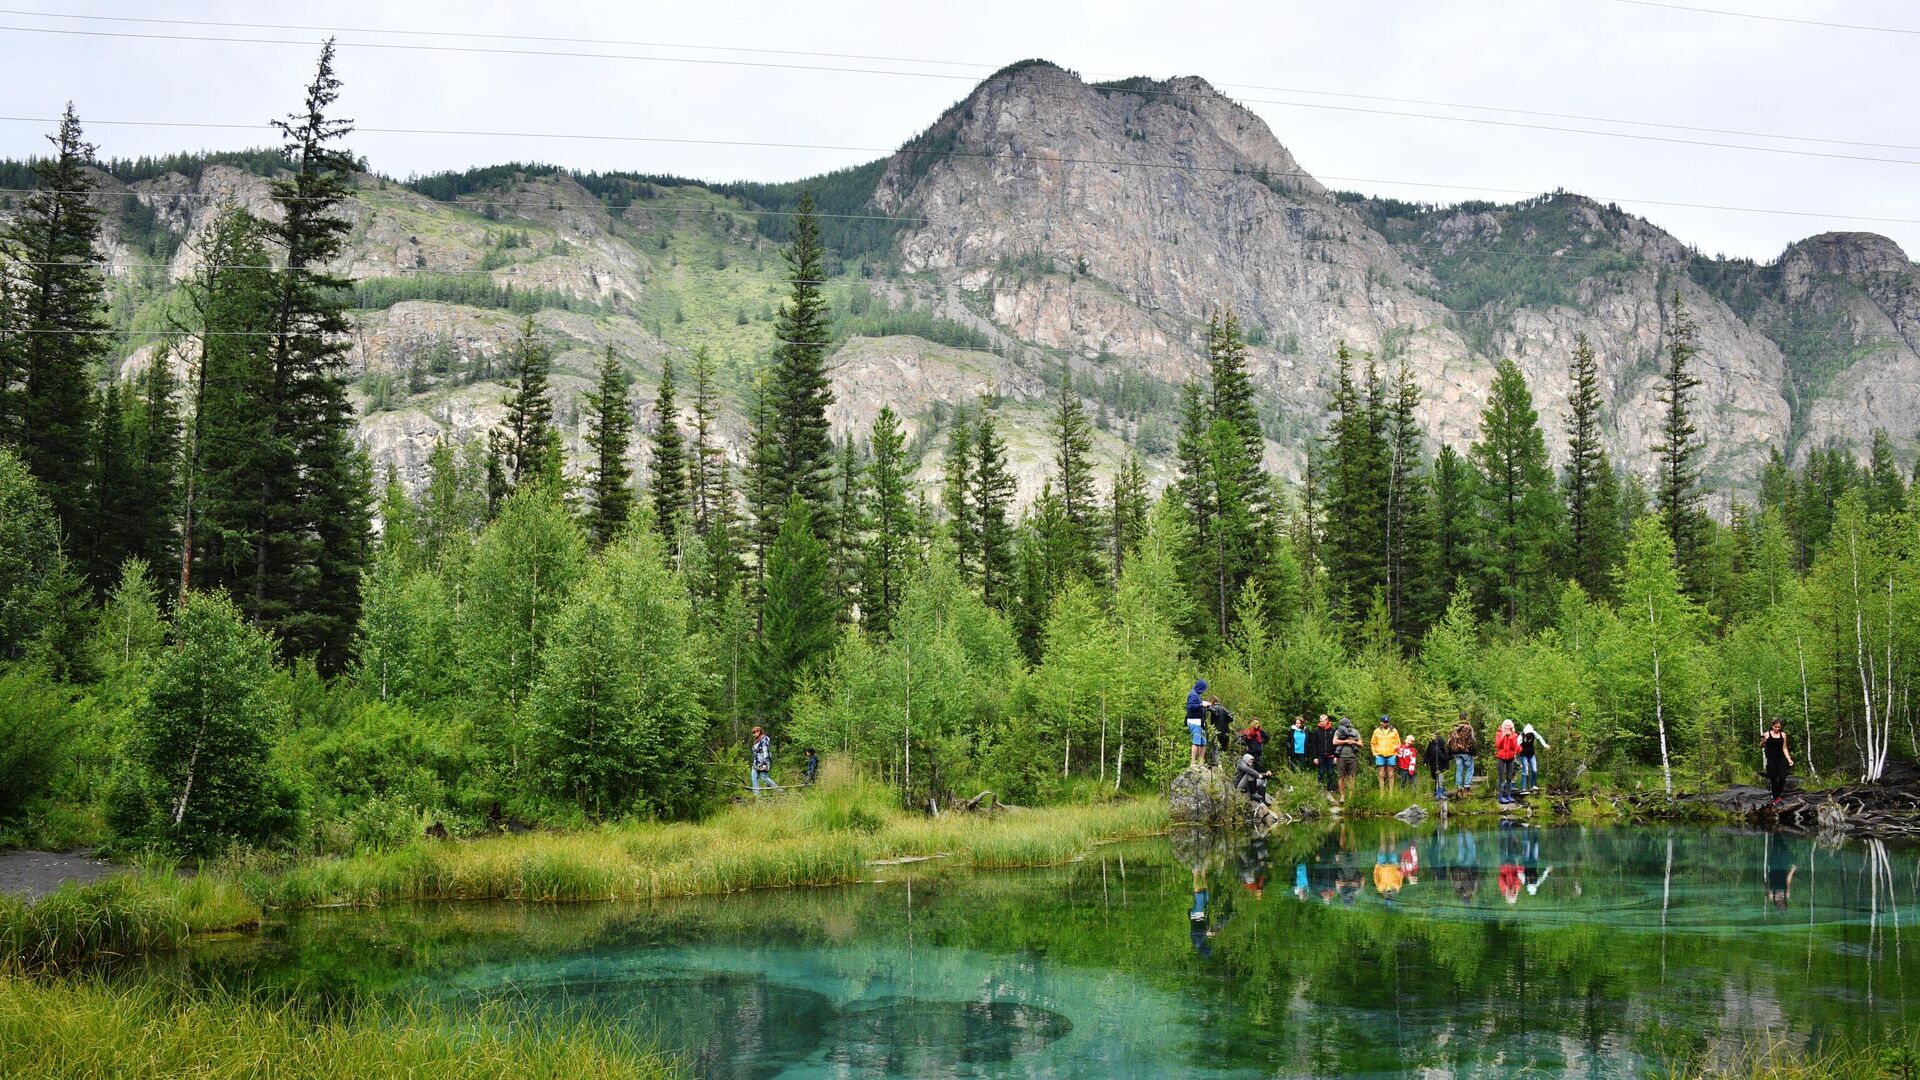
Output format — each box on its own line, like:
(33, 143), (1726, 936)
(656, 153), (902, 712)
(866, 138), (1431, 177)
(6, 45), (1920, 863)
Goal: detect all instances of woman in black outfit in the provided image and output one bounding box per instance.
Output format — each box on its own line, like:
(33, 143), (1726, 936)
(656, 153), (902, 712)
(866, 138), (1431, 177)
(1761, 719), (1793, 804)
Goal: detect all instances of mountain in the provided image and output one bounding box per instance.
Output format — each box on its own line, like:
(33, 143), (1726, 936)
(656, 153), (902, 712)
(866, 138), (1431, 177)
(20, 59), (1920, 506)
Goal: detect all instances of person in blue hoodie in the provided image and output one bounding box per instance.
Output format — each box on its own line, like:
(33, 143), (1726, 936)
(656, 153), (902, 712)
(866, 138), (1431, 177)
(1186, 679), (1209, 768)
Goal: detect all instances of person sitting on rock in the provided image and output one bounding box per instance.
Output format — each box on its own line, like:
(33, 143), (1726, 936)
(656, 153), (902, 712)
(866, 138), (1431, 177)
(1234, 752), (1272, 806)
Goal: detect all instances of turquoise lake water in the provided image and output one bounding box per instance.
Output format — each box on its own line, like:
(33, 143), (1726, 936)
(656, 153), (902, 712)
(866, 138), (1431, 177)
(147, 822), (1920, 1077)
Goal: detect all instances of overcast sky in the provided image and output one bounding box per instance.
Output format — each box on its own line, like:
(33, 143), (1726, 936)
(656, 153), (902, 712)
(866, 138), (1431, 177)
(3, 0), (1915, 261)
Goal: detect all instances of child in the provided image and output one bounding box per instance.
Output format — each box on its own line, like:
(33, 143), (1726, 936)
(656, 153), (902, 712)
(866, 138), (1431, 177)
(803, 747), (820, 786)
(1395, 738), (1418, 784)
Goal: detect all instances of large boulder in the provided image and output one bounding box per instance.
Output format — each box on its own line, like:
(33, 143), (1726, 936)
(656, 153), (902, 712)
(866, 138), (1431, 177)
(1169, 766), (1274, 829)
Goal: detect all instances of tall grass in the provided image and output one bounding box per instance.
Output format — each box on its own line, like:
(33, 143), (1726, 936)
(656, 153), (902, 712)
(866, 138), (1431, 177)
(1670, 1031), (1920, 1079)
(0, 870), (258, 970)
(254, 795), (1166, 908)
(0, 976), (679, 1079)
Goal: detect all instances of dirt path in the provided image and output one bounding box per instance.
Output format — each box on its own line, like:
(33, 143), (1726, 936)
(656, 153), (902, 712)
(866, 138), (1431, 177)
(0, 850), (119, 901)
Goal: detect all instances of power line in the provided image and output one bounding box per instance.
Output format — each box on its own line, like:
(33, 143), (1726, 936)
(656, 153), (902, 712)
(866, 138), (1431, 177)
(1612, 0), (1920, 35)
(10, 6), (1915, 154)
(3, 23), (1919, 170)
(5, 114), (1919, 228)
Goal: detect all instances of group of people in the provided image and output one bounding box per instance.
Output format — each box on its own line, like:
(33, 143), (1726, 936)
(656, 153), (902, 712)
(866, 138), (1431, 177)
(1184, 681), (1558, 807)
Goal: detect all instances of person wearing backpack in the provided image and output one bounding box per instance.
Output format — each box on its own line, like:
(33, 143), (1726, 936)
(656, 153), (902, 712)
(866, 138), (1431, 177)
(1449, 716), (1478, 792)
(1207, 697), (1237, 768)
(1518, 724), (1551, 794)
(1426, 729), (1453, 802)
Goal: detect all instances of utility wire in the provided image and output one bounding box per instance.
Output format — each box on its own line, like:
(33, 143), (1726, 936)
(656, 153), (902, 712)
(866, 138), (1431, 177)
(1612, 0), (1920, 36)
(8, 6), (1915, 152)
(4, 114), (1918, 227)
(1, 23), (1918, 169)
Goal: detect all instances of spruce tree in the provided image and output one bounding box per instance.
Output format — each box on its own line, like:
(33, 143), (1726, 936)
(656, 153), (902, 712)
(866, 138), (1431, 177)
(1383, 363), (1432, 641)
(1320, 345), (1390, 621)
(687, 346), (720, 535)
(129, 355), (182, 581)
(1656, 291), (1705, 590)
(82, 380), (139, 590)
(972, 405), (1017, 607)
(649, 353), (688, 536)
(753, 496), (834, 724)
(498, 317), (556, 494)
(582, 345), (633, 545)
(863, 406), (911, 636)
(942, 408), (979, 580)
(1109, 451), (1149, 585)
(829, 437), (864, 618)
(1561, 332), (1612, 595)
(6, 105), (107, 540)
(250, 41), (372, 669)
(744, 374), (781, 619)
(764, 193), (835, 537)
(1425, 444), (1475, 603)
(1469, 359), (1560, 628)
(1866, 428), (1906, 517)
(1051, 370), (1102, 582)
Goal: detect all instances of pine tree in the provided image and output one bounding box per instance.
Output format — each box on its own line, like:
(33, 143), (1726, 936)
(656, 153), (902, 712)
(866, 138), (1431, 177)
(744, 374), (781, 620)
(942, 407), (979, 581)
(128, 355), (182, 581)
(648, 353), (688, 537)
(1109, 451), (1149, 585)
(498, 317), (556, 493)
(687, 346), (721, 535)
(5, 105), (107, 541)
(863, 407), (911, 636)
(249, 41), (372, 669)
(1866, 428), (1906, 517)
(764, 193), (835, 537)
(1320, 345), (1390, 621)
(699, 457), (746, 609)
(1656, 291), (1706, 590)
(582, 345), (633, 545)
(1051, 370), (1103, 582)
(753, 496), (834, 724)
(972, 405), (1017, 607)
(1425, 444), (1475, 603)
(1469, 359), (1560, 628)
(1383, 363), (1432, 641)
(1561, 332), (1613, 596)
(829, 437), (864, 617)
(82, 380), (139, 590)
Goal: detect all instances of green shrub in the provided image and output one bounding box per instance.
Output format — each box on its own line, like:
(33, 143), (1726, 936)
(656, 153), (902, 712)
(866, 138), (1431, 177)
(0, 669), (80, 826)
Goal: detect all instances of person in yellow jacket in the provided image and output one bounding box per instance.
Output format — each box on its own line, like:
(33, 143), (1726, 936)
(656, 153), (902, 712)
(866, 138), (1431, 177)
(1370, 715), (1403, 791)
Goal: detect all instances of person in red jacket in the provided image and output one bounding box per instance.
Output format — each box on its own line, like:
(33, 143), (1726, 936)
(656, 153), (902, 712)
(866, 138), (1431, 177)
(1493, 720), (1521, 805)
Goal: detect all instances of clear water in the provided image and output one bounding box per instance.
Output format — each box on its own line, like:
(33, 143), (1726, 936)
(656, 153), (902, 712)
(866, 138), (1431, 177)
(148, 823), (1920, 1078)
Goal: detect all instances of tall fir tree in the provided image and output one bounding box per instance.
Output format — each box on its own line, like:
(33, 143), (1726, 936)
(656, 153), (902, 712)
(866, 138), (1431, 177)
(1383, 362), (1432, 641)
(582, 345), (633, 545)
(744, 374), (781, 622)
(762, 192), (835, 539)
(255, 41), (371, 669)
(1320, 345), (1390, 623)
(82, 381), (138, 590)
(496, 316), (556, 495)
(942, 407), (979, 581)
(1050, 370), (1103, 582)
(649, 353), (688, 537)
(862, 407), (912, 636)
(5, 105), (107, 542)
(829, 437), (865, 618)
(687, 345), (720, 535)
(971, 405), (1017, 607)
(1469, 359), (1560, 628)
(1561, 332), (1617, 596)
(128, 355), (182, 582)
(1425, 444), (1476, 604)
(1656, 291), (1706, 592)
(753, 496), (834, 725)
(1866, 428), (1906, 517)
(1109, 451), (1149, 585)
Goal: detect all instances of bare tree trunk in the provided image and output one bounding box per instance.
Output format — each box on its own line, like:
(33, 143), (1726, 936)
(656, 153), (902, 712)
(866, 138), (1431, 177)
(903, 648), (911, 804)
(1848, 524), (1883, 782)
(1649, 595), (1672, 796)
(170, 731), (204, 828)
(1099, 697), (1107, 784)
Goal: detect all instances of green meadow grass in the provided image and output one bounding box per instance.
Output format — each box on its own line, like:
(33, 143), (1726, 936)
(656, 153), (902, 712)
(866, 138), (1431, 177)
(0, 868), (259, 970)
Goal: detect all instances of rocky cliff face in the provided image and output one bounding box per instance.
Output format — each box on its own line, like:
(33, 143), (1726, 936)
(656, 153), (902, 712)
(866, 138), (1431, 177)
(39, 59), (1920, 507)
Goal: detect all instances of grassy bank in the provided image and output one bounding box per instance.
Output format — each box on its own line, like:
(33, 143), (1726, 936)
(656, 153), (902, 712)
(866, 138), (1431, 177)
(254, 789), (1167, 907)
(1674, 1033), (1920, 1079)
(0, 870), (259, 970)
(0, 975), (678, 1079)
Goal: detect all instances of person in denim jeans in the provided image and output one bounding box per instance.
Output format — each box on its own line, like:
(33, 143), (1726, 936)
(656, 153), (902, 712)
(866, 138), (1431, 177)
(1449, 716), (1478, 791)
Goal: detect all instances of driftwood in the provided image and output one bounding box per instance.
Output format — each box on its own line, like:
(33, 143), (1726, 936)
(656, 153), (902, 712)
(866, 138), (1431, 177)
(1761, 782), (1920, 838)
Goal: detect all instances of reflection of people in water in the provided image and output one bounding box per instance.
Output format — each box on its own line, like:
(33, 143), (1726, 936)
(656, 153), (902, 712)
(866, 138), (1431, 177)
(1190, 866), (1214, 955)
(1765, 861), (1796, 910)
(1238, 835), (1269, 900)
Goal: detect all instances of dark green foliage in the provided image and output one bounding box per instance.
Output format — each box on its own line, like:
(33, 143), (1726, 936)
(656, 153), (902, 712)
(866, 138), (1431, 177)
(493, 317), (557, 497)
(942, 407), (979, 580)
(836, 308), (992, 351)
(763, 193), (837, 535)
(1319, 345), (1390, 623)
(350, 274), (597, 315)
(1108, 452), (1149, 586)
(583, 346), (635, 546)
(1049, 372), (1104, 584)
(1656, 292), (1706, 592)
(687, 347), (722, 537)
(972, 407), (1017, 607)
(5, 106), (107, 538)
(753, 497), (834, 723)
(1383, 362), (1433, 641)
(1867, 428), (1906, 517)
(0, 669), (78, 825)
(648, 354), (687, 537)
(1469, 359), (1561, 628)
(112, 591), (296, 855)
(862, 407), (912, 637)
(829, 437), (865, 621)
(0, 447), (75, 662)
(1561, 333), (1620, 597)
